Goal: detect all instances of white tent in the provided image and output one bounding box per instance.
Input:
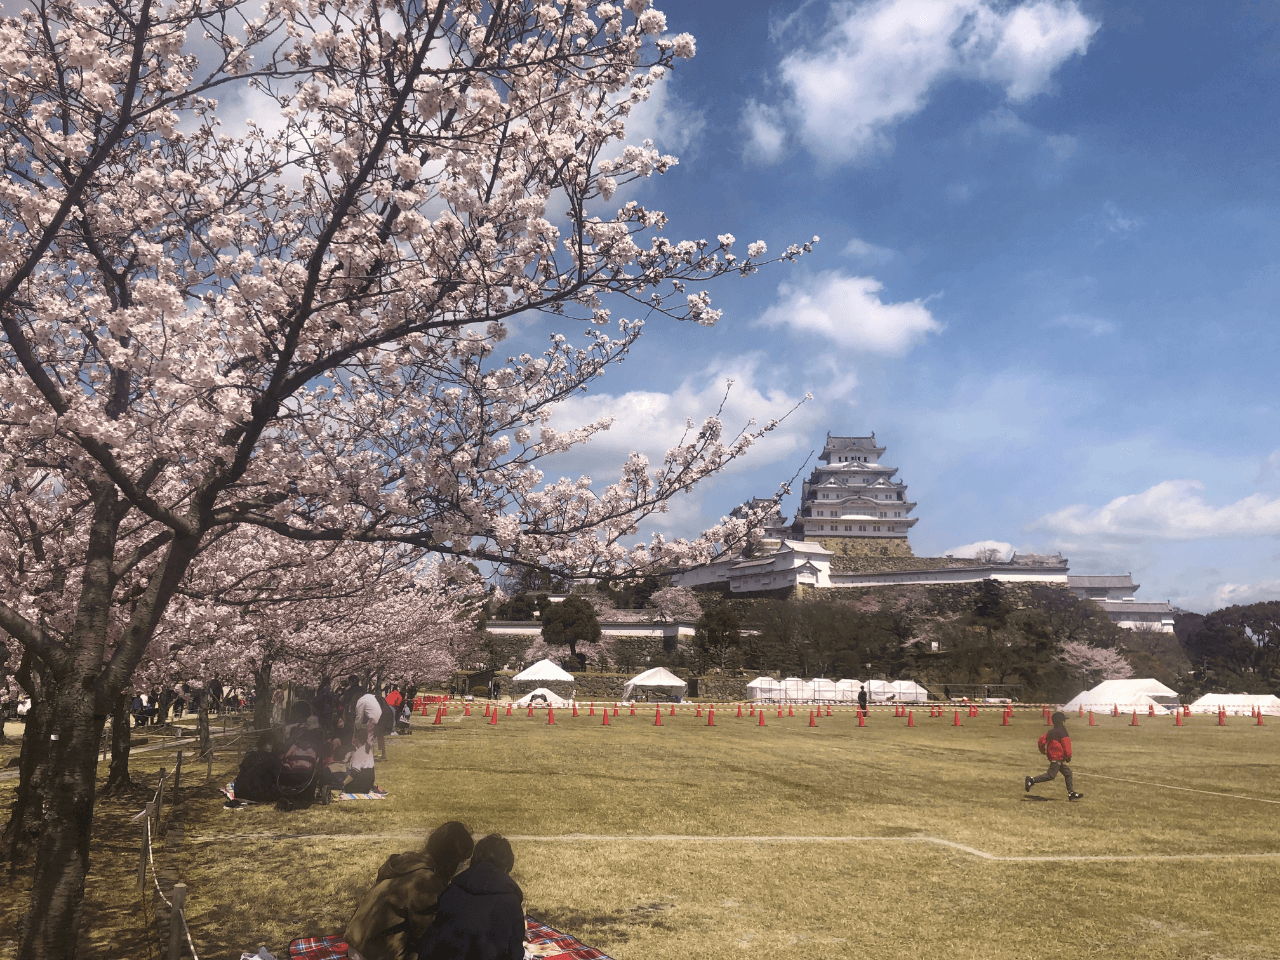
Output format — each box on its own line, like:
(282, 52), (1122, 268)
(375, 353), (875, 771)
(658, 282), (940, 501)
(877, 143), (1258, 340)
(810, 678), (837, 701)
(1188, 693), (1280, 716)
(781, 677), (814, 701)
(513, 687), (570, 708)
(1088, 678), (1178, 702)
(747, 676), (782, 701)
(834, 679), (863, 702)
(622, 667), (687, 701)
(865, 679), (893, 702)
(512, 658), (575, 683)
(889, 679), (929, 702)
(1062, 689), (1171, 715)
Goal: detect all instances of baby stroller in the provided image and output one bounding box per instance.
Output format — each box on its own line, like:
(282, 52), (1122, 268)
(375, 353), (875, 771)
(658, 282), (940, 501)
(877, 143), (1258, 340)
(275, 727), (323, 809)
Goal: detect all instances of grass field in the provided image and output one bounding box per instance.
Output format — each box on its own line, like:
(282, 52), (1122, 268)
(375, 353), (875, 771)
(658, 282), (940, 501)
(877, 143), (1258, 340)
(3, 705), (1279, 960)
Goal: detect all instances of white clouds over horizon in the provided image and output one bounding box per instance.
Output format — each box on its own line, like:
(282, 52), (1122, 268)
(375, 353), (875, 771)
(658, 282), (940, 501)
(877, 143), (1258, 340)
(1032, 479), (1280, 543)
(745, 0), (1098, 165)
(756, 270), (943, 353)
(944, 538), (1014, 559)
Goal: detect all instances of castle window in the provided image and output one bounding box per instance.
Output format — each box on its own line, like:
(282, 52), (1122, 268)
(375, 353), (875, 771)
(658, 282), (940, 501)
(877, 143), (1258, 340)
(844, 525), (852, 531)
(859, 525), (867, 532)
(873, 525), (881, 532)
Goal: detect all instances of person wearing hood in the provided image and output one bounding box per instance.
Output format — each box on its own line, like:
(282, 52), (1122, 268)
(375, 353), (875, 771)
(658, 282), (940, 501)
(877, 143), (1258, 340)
(345, 821), (475, 960)
(414, 834), (525, 960)
(1025, 711), (1083, 800)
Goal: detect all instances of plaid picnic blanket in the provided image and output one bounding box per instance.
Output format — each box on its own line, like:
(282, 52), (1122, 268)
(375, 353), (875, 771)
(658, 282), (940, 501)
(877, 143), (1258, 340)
(287, 916), (613, 960)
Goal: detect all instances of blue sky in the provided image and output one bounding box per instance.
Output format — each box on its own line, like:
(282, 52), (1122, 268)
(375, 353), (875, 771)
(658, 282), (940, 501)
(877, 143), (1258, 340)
(536, 0), (1280, 613)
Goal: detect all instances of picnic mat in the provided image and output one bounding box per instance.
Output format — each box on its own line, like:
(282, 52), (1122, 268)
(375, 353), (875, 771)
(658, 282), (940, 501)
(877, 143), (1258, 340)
(287, 916), (613, 960)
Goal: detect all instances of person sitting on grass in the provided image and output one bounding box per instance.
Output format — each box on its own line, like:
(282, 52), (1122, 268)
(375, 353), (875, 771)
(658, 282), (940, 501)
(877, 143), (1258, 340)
(1025, 710), (1083, 801)
(345, 821), (475, 960)
(414, 834), (525, 960)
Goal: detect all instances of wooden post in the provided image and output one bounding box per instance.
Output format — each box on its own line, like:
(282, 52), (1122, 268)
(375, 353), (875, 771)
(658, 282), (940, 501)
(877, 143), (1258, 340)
(155, 769), (166, 834)
(167, 883), (188, 960)
(138, 802), (154, 891)
(206, 748), (214, 783)
(174, 751), (183, 792)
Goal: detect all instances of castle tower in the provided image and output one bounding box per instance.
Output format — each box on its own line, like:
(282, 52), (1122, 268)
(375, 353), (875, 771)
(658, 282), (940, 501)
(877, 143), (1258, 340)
(794, 433), (917, 557)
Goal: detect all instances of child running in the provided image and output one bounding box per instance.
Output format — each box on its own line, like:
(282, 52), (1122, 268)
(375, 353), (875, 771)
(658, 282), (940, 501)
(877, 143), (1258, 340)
(1025, 710), (1083, 800)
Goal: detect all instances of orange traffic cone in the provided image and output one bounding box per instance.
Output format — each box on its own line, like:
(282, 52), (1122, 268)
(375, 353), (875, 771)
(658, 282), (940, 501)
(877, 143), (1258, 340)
(507, 703), (513, 716)
(749, 704), (754, 717)
(572, 702), (578, 717)
(1148, 703), (1155, 717)
(1113, 704), (1119, 717)
(527, 705), (533, 717)
(422, 703), (430, 716)
(464, 703), (470, 716)
(547, 706), (556, 724)
(1175, 710), (1183, 727)
(489, 707), (497, 726)
(1088, 710), (1095, 726)
(1257, 711), (1266, 726)
(788, 705), (795, 717)
(858, 710), (865, 727)
(707, 709), (715, 726)
(953, 710), (962, 727)
(972, 705), (979, 719)
(777, 706), (784, 718)
(1219, 709), (1226, 726)
(738, 703), (744, 718)
(1130, 710), (1139, 727)
(1078, 705), (1084, 717)
(655, 707), (663, 726)
(589, 703), (595, 716)
(630, 703), (636, 715)
(1001, 711), (1009, 726)
(695, 705), (702, 717)
(669, 704), (675, 716)
(907, 710), (915, 727)
(433, 707), (443, 725)
(758, 709), (766, 727)
(602, 709), (610, 726)
(826, 705), (832, 717)
(809, 709), (817, 727)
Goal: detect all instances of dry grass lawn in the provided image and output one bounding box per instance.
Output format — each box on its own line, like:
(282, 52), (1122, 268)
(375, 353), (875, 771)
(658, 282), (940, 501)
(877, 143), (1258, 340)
(2, 705), (1278, 960)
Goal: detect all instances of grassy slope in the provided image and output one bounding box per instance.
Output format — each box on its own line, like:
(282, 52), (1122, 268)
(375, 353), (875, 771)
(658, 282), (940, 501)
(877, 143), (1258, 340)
(3, 707), (1278, 959)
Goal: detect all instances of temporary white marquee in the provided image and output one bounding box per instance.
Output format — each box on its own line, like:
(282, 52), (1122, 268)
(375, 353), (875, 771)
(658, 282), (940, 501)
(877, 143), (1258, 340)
(834, 679), (864, 702)
(512, 658), (575, 683)
(810, 678), (838, 701)
(747, 677), (782, 700)
(864, 679), (893, 702)
(513, 687), (570, 708)
(781, 677), (814, 700)
(622, 667), (687, 701)
(1188, 693), (1280, 716)
(1062, 688), (1171, 715)
(1088, 678), (1178, 702)
(889, 680), (929, 702)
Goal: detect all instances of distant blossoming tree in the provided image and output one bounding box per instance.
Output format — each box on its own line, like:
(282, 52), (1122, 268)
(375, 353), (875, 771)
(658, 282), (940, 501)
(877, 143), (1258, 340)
(1059, 640), (1135, 685)
(0, 0), (812, 953)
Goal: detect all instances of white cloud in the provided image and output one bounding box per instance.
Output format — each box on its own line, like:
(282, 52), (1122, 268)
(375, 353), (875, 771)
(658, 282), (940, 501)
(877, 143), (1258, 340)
(626, 74), (707, 159)
(740, 99), (789, 165)
(1205, 579), (1280, 609)
(1101, 200), (1141, 235)
(944, 539), (1014, 559)
(1032, 479), (1280, 542)
(747, 0), (1098, 165)
(756, 270), (942, 353)
(843, 237), (897, 263)
(1050, 313), (1116, 336)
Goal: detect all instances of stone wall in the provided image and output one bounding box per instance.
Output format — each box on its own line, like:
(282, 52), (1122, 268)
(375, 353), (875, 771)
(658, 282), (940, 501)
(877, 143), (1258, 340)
(829, 554), (981, 574)
(812, 536), (915, 559)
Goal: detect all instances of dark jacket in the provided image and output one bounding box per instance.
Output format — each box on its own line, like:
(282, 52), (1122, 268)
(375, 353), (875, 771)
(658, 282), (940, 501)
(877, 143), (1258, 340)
(346, 852), (453, 960)
(414, 861), (525, 960)
(1039, 725), (1073, 763)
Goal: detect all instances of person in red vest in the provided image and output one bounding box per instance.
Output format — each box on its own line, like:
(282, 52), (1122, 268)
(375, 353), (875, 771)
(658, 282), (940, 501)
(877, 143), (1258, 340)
(1025, 711), (1083, 800)
(385, 685), (403, 711)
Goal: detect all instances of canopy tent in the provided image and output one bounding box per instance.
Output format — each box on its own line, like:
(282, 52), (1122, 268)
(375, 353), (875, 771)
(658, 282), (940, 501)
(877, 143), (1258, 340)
(834, 679), (864, 702)
(746, 676), (782, 700)
(780, 677), (814, 701)
(1188, 693), (1280, 716)
(889, 679), (929, 702)
(513, 687), (571, 708)
(1087, 678), (1178, 702)
(810, 678), (837, 701)
(1062, 689), (1171, 715)
(622, 667), (687, 701)
(864, 679), (893, 702)
(512, 659), (575, 684)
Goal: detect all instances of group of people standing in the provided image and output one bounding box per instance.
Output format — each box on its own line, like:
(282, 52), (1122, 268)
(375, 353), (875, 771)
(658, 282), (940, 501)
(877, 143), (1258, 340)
(130, 679), (237, 728)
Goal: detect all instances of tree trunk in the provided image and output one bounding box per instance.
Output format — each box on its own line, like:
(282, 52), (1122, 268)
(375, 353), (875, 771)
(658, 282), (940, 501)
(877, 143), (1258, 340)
(196, 693), (211, 760)
(16, 675), (105, 960)
(4, 653), (53, 862)
(253, 661), (274, 734)
(100, 694), (134, 796)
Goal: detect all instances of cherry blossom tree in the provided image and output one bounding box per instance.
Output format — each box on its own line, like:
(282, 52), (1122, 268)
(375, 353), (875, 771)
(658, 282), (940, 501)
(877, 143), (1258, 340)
(0, 1), (811, 953)
(1059, 640), (1135, 685)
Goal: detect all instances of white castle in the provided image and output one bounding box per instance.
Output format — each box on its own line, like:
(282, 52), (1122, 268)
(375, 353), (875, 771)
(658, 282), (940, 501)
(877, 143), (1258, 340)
(795, 433), (917, 545)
